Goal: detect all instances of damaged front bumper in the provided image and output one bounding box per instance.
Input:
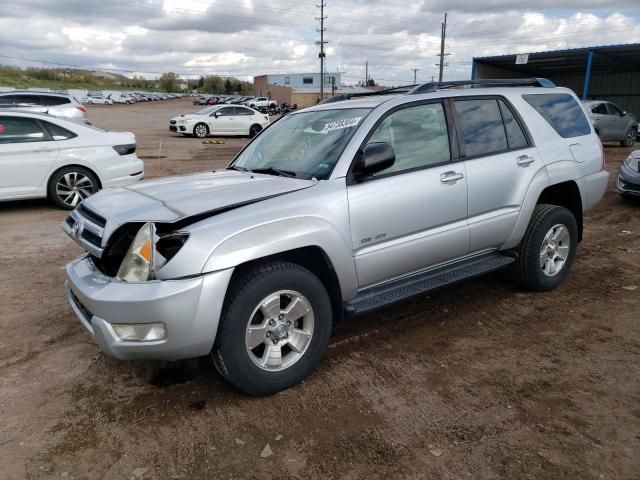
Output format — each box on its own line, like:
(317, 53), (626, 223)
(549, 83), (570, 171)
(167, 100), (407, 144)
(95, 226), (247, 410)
(64, 254), (233, 360)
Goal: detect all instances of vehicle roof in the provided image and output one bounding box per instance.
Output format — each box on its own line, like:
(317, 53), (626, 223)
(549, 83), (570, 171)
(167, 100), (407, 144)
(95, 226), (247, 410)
(0, 108), (60, 118)
(0, 90), (72, 97)
(302, 85), (575, 113)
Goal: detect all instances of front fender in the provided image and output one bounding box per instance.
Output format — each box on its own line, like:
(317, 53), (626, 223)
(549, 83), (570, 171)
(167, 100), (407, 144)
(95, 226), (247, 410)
(202, 216), (358, 300)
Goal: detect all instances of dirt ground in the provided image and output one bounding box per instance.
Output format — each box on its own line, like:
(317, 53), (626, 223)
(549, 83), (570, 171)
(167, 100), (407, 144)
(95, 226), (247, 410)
(1, 98), (639, 480)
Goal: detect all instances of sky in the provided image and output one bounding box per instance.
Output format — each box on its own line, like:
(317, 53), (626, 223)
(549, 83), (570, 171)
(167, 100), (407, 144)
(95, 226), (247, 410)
(0, 0), (639, 85)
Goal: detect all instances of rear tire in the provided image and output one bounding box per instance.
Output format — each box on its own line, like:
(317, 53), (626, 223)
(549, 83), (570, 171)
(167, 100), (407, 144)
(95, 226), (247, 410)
(213, 261), (332, 396)
(47, 166), (100, 210)
(511, 204), (578, 292)
(249, 124), (262, 138)
(621, 127), (637, 147)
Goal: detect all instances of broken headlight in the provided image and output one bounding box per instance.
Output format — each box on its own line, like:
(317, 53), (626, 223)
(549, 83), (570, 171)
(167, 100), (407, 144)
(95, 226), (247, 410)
(116, 223), (189, 282)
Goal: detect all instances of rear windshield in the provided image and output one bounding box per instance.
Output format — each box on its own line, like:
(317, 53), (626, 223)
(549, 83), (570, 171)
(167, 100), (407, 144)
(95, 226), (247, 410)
(523, 93), (591, 138)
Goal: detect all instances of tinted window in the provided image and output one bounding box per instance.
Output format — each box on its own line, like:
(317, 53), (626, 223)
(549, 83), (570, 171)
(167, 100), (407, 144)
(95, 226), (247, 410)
(498, 99), (528, 149)
(42, 121), (76, 140)
(303, 77), (313, 84)
(0, 94), (18, 105)
(367, 103), (450, 175)
(214, 107), (234, 116)
(523, 93), (591, 138)
(234, 107), (254, 116)
(606, 103), (623, 116)
(454, 99), (508, 157)
(590, 103), (607, 115)
(0, 117), (47, 144)
(39, 95), (71, 106)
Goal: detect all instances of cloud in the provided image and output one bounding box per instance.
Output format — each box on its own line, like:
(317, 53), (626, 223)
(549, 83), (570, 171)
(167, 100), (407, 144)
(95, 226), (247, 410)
(0, 0), (638, 85)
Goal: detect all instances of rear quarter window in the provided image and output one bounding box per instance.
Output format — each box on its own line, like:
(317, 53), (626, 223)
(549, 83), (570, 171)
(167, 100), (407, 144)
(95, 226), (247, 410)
(523, 93), (591, 138)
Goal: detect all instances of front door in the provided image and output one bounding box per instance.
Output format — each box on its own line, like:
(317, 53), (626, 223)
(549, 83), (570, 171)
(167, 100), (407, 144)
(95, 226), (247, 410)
(208, 106), (236, 134)
(347, 101), (469, 288)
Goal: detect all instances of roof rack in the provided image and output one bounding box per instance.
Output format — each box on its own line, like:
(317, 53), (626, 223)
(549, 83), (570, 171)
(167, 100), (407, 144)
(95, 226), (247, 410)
(408, 78), (555, 95)
(318, 85), (418, 104)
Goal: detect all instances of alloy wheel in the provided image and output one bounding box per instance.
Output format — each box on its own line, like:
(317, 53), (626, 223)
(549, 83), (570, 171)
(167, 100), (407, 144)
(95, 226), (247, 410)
(539, 224), (570, 277)
(245, 290), (314, 372)
(55, 172), (95, 207)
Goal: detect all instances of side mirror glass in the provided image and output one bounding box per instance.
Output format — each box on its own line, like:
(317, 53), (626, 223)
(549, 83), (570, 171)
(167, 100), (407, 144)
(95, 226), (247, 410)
(358, 142), (395, 178)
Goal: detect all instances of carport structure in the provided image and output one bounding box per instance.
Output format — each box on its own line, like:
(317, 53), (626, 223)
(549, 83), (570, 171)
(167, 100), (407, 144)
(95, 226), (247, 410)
(472, 43), (640, 116)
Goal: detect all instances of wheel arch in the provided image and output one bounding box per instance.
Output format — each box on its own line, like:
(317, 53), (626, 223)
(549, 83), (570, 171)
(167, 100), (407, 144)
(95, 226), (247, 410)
(47, 163), (103, 193)
(536, 180), (583, 242)
(228, 246), (345, 323)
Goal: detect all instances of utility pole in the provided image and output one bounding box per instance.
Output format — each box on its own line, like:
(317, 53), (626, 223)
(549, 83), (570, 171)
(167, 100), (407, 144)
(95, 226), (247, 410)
(365, 60), (368, 86)
(315, 2), (327, 102)
(436, 12), (449, 83)
(411, 68), (420, 84)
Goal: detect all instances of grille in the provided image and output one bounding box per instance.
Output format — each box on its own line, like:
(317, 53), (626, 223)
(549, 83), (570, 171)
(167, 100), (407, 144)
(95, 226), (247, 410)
(621, 180), (640, 192)
(77, 204), (106, 228)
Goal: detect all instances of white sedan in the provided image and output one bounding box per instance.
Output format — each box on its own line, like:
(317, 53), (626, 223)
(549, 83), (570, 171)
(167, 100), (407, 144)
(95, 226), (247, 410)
(0, 111), (144, 209)
(169, 105), (270, 138)
(86, 95), (113, 105)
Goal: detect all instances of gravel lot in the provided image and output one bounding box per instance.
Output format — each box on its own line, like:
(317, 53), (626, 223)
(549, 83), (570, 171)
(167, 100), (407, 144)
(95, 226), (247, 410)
(1, 98), (639, 480)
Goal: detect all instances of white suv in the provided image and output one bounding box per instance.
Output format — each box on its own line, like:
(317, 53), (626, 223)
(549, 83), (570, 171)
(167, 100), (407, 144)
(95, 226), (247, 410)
(0, 91), (88, 123)
(0, 111), (144, 209)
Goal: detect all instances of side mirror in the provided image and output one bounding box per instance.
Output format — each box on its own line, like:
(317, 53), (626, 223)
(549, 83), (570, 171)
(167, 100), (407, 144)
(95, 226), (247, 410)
(357, 142), (395, 178)
(622, 111), (627, 117)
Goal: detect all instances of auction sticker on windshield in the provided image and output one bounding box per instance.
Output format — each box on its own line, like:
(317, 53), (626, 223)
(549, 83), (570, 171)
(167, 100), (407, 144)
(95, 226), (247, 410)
(322, 117), (362, 133)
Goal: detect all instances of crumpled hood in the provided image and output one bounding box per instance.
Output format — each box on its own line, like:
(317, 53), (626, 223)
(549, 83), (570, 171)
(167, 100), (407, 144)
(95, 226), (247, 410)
(82, 170), (315, 239)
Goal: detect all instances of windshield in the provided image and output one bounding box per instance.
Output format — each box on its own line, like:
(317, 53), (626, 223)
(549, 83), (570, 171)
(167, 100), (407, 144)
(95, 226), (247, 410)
(230, 108), (371, 180)
(196, 106), (220, 115)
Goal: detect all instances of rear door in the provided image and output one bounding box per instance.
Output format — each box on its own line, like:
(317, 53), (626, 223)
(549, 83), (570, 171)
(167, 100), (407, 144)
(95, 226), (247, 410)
(232, 106), (255, 134)
(0, 116), (60, 199)
(452, 96), (541, 252)
(347, 101), (469, 288)
(605, 102), (626, 140)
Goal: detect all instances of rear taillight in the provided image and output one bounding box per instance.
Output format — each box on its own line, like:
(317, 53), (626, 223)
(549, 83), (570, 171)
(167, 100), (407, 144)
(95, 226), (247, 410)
(76, 105), (87, 113)
(113, 144), (136, 155)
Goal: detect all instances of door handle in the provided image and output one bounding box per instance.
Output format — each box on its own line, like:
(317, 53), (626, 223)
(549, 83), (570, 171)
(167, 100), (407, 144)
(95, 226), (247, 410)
(516, 155), (535, 166)
(440, 171), (464, 183)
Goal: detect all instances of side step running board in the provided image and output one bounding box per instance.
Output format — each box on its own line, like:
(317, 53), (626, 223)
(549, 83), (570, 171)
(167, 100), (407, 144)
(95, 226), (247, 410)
(344, 253), (515, 315)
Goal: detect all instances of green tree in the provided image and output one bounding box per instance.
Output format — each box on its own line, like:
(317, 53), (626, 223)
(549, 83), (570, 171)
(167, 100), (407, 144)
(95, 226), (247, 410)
(158, 72), (179, 92)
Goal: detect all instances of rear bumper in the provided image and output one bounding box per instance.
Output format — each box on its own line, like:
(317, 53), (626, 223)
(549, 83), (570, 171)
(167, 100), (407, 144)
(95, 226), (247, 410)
(579, 169), (609, 211)
(102, 157), (145, 188)
(64, 255), (234, 360)
(617, 161), (640, 196)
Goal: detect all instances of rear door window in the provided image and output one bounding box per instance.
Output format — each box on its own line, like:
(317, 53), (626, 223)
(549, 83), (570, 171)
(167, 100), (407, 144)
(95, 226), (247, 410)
(39, 95), (71, 106)
(606, 103), (623, 116)
(523, 93), (591, 138)
(0, 117), (48, 144)
(590, 103), (607, 115)
(498, 99), (529, 149)
(41, 121), (76, 140)
(453, 99), (508, 157)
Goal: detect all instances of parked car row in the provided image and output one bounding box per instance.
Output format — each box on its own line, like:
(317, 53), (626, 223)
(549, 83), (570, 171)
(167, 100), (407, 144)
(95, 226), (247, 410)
(192, 95), (276, 109)
(78, 92), (186, 105)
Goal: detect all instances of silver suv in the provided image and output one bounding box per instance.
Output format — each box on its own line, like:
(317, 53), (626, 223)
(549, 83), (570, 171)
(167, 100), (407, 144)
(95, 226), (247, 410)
(583, 100), (637, 147)
(63, 79), (608, 395)
(0, 91), (88, 123)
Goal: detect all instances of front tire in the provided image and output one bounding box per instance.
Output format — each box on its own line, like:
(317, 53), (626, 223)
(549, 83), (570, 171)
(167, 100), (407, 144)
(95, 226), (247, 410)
(213, 262), (332, 396)
(47, 166), (100, 210)
(511, 204), (578, 291)
(621, 127), (637, 147)
(193, 122), (209, 138)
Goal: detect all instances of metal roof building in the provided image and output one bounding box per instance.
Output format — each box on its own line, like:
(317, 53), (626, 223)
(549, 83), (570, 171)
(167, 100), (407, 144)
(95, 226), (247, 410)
(472, 43), (640, 116)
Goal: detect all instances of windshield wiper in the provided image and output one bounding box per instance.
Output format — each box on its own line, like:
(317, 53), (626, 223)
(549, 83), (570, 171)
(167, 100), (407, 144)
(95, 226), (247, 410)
(249, 167), (298, 178)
